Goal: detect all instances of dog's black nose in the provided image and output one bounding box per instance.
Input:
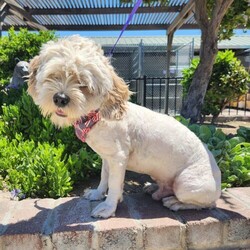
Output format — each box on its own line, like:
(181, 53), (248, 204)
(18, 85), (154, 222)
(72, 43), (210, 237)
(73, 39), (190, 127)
(53, 93), (70, 107)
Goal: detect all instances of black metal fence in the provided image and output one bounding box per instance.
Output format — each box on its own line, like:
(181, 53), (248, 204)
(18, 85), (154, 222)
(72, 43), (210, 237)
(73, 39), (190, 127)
(129, 76), (183, 115)
(128, 76), (250, 117)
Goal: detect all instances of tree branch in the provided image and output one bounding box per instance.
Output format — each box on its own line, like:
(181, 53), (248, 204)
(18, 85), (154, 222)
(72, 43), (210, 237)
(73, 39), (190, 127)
(194, 0), (209, 30)
(211, 0), (234, 31)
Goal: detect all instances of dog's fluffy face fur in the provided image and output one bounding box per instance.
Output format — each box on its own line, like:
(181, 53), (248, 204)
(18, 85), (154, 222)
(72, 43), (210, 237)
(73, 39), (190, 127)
(28, 36), (131, 127)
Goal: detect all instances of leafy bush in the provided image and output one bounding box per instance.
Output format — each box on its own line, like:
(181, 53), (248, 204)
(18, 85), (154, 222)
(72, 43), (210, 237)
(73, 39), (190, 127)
(0, 29), (101, 199)
(0, 89), (101, 198)
(0, 27), (56, 87)
(181, 50), (249, 122)
(176, 116), (250, 188)
(0, 28), (56, 115)
(0, 135), (72, 198)
(237, 126), (250, 142)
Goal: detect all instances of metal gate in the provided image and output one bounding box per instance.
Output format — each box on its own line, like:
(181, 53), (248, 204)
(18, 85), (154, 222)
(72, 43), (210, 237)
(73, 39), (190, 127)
(129, 76), (183, 115)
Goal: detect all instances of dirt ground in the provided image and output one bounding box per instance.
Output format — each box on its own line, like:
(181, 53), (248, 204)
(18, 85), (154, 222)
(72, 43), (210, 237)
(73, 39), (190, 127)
(70, 120), (250, 197)
(215, 120), (250, 135)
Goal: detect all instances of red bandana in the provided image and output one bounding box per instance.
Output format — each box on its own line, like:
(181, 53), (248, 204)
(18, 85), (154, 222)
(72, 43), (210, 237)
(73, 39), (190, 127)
(73, 110), (100, 142)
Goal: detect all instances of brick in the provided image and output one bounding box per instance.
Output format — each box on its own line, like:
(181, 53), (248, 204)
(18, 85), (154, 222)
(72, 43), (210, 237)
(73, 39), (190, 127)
(3, 198), (56, 235)
(216, 191), (250, 248)
(0, 191), (12, 201)
(176, 209), (223, 249)
(92, 200), (143, 250)
(47, 197), (94, 249)
(93, 222), (142, 250)
(216, 191), (250, 217)
(226, 187), (250, 207)
(0, 234), (43, 250)
(0, 200), (19, 235)
(143, 220), (185, 250)
(51, 197), (94, 233)
(52, 231), (92, 250)
(226, 219), (250, 247)
(125, 194), (185, 250)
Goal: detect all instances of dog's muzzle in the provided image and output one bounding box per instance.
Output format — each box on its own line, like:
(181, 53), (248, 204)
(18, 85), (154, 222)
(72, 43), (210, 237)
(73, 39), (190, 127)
(53, 93), (70, 107)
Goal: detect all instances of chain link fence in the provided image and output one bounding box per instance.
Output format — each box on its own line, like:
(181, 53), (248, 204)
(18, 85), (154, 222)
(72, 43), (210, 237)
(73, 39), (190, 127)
(102, 40), (193, 114)
(103, 39), (194, 79)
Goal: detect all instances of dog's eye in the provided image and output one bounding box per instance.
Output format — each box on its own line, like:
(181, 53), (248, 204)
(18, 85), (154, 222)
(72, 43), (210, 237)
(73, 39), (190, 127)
(53, 77), (61, 82)
(78, 82), (88, 88)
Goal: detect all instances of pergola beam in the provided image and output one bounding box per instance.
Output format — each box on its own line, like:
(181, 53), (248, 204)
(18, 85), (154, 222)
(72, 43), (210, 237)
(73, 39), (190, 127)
(26, 6), (183, 15)
(2, 23), (199, 31)
(168, 0), (195, 34)
(4, 0), (47, 30)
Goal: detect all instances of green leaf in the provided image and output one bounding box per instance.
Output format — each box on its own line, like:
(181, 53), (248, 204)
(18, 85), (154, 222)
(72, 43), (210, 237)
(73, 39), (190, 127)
(199, 125), (212, 143)
(228, 136), (245, 148)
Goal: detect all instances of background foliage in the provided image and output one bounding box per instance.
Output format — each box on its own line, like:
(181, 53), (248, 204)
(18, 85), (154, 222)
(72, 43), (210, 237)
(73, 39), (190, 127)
(176, 117), (250, 189)
(0, 27), (56, 86)
(208, 0), (250, 40)
(181, 50), (249, 123)
(0, 29), (101, 198)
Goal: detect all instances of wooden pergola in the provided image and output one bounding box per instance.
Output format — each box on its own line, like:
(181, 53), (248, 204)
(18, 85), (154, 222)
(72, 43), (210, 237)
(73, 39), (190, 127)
(0, 0), (196, 77)
(0, 0), (196, 32)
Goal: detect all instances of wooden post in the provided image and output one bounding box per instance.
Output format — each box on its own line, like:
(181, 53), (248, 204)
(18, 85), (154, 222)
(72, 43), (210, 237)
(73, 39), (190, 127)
(164, 31), (174, 114)
(166, 31), (174, 78)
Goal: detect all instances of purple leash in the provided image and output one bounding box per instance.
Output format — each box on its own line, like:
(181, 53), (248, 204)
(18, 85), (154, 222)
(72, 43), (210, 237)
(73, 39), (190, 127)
(108, 0), (143, 57)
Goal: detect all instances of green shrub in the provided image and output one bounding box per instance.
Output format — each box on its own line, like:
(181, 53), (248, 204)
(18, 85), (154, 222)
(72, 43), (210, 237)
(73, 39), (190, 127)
(0, 28), (56, 114)
(176, 116), (250, 188)
(0, 135), (72, 198)
(0, 29), (101, 199)
(237, 126), (250, 142)
(0, 89), (101, 197)
(0, 27), (56, 87)
(181, 50), (249, 122)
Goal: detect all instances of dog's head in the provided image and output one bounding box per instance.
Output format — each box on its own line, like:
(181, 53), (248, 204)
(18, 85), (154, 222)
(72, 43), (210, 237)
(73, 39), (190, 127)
(28, 35), (131, 127)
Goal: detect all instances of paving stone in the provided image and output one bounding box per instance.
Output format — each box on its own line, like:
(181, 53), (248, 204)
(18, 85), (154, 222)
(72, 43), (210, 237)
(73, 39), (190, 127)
(49, 197), (95, 249)
(52, 197), (94, 233)
(0, 234), (44, 250)
(216, 190), (250, 249)
(0, 200), (19, 235)
(3, 198), (56, 235)
(92, 200), (143, 250)
(226, 187), (250, 207)
(125, 194), (185, 250)
(52, 231), (92, 250)
(176, 209), (223, 250)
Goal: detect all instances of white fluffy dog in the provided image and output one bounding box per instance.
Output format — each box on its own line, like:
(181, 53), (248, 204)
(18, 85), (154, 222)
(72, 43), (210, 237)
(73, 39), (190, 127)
(28, 36), (221, 218)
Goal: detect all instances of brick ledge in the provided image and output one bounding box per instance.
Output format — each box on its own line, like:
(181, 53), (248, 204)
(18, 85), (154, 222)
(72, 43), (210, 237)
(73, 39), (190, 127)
(0, 188), (250, 250)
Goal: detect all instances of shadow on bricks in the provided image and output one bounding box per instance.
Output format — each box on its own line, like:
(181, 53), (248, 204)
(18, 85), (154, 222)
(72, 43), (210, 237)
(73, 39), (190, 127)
(0, 188), (250, 249)
(0, 192), (248, 233)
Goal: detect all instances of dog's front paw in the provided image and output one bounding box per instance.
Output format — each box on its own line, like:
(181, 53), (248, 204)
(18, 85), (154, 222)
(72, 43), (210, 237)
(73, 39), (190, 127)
(91, 201), (117, 218)
(83, 189), (106, 201)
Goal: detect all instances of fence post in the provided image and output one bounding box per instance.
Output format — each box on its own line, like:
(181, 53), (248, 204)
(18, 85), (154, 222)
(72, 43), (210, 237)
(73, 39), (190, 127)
(164, 78), (169, 114)
(142, 75), (147, 107)
(138, 39), (144, 77)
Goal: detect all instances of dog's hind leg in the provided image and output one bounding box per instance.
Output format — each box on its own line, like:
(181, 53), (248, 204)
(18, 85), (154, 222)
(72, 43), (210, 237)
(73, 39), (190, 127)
(143, 182), (158, 195)
(163, 162), (221, 211)
(144, 181), (174, 201)
(162, 196), (216, 211)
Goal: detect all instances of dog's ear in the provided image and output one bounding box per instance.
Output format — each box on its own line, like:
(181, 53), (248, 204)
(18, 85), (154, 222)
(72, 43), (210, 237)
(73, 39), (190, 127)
(100, 71), (132, 120)
(27, 56), (40, 99)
